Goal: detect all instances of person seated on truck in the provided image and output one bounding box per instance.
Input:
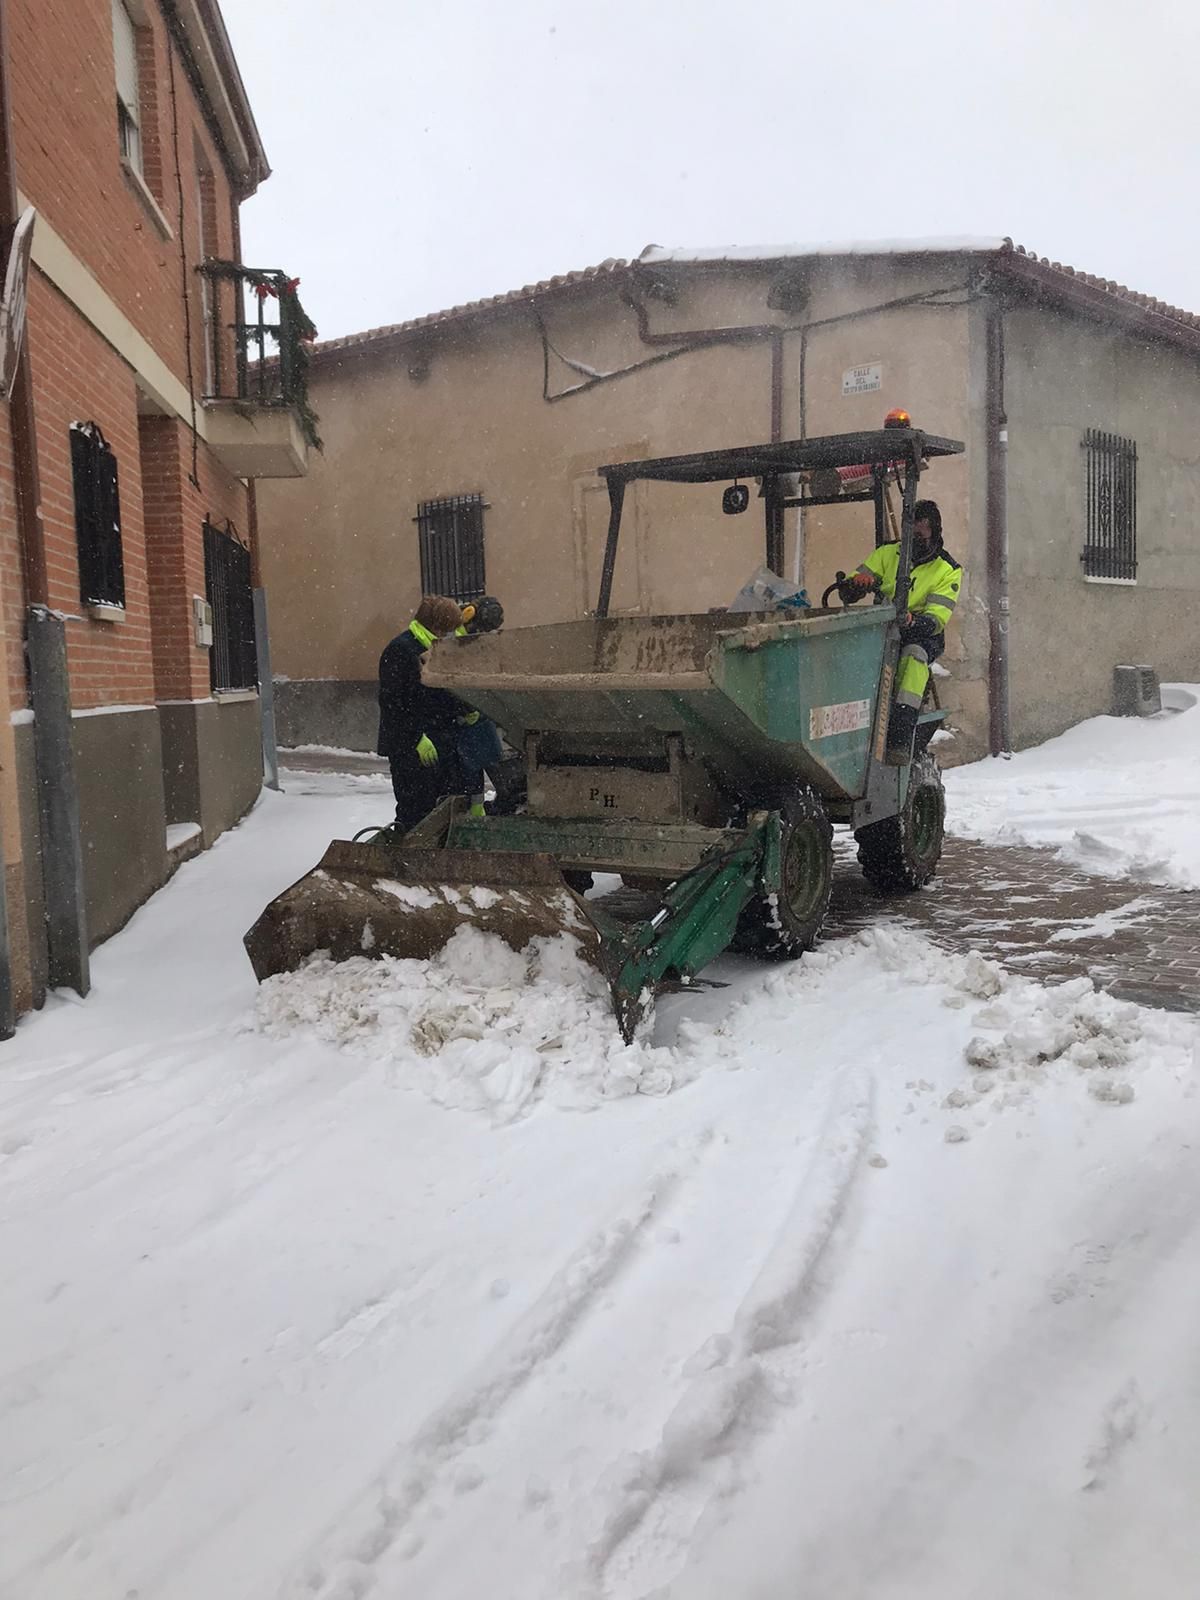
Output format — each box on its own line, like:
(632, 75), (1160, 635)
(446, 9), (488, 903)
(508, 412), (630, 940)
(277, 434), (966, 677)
(377, 595), (468, 833)
(451, 595), (509, 818)
(837, 499), (962, 763)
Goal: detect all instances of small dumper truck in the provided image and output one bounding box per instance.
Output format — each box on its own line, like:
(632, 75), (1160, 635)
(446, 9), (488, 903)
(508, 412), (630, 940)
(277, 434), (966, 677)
(246, 426), (964, 1040)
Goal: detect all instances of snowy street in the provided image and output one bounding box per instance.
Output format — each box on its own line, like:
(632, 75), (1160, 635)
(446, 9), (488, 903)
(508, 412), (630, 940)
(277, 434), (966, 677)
(13, 0), (1200, 1593)
(945, 684), (1200, 889)
(3, 753), (1200, 1600)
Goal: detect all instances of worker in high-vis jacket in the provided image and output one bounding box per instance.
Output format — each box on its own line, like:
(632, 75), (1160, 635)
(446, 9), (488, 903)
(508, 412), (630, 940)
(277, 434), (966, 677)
(838, 499), (962, 763)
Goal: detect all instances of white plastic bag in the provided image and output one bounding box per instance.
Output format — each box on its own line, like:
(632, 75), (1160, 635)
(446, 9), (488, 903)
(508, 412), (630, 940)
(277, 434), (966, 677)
(726, 565), (810, 613)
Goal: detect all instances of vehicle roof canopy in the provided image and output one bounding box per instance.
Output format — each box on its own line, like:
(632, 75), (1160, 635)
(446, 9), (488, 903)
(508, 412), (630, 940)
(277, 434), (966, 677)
(597, 428), (964, 486)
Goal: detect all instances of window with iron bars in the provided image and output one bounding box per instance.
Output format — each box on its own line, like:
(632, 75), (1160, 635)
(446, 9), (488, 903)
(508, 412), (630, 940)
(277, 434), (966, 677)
(414, 493), (487, 603)
(1082, 430), (1137, 581)
(70, 421), (126, 609)
(203, 519), (257, 691)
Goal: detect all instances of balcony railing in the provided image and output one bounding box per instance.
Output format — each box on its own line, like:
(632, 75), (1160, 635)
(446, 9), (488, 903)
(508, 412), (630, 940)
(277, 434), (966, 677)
(196, 260), (321, 452)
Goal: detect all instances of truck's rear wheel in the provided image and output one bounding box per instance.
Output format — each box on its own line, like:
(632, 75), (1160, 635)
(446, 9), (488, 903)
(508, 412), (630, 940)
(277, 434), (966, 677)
(855, 751), (945, 894)
(734, 788), (833, 959)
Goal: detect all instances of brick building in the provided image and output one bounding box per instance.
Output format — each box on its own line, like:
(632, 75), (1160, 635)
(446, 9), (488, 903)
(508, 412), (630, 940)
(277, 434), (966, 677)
(0, 0), (312, 1027)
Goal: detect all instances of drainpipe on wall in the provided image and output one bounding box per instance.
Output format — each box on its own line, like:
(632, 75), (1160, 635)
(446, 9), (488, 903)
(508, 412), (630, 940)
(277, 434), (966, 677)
(985, 301), (1011, 757)
(767, 330), (789, 576)
(0, 0), (88, 1002)
(246, 481), (280, 791)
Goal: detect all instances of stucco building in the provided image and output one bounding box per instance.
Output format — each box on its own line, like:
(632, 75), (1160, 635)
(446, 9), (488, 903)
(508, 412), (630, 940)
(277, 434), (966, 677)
(0, 0), (312, 1027)
(256, 238), (1200, 769)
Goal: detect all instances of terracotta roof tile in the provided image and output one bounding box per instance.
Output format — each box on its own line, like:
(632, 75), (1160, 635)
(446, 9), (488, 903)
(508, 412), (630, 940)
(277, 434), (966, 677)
(309, 240), (1200, 366)
(312, 259), (631, 359)
(1004, 241), (1200, 334)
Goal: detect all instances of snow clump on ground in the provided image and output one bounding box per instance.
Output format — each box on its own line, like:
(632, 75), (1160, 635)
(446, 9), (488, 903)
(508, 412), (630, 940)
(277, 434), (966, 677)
(254, 925), (687, 1121)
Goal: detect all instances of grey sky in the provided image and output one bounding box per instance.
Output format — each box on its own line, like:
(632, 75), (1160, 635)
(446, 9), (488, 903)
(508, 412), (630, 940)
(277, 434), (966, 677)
(222, 0), (1200, 344)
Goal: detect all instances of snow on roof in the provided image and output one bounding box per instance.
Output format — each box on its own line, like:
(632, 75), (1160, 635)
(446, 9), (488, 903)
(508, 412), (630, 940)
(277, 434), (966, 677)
(310, 239), (1200, 367)
(637, 237), (1012, 265)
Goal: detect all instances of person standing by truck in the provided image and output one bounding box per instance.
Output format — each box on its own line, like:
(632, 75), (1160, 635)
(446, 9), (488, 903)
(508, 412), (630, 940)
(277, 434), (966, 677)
(452, 596), (508, 817)
(376, 595), (467, 832)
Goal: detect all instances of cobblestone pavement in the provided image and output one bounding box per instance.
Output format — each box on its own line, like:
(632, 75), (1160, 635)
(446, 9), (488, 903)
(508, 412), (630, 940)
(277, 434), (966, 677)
(828, 836), (1200, 1014)
(280, 750), (388, 776)
(279, 753), (1198, 1016)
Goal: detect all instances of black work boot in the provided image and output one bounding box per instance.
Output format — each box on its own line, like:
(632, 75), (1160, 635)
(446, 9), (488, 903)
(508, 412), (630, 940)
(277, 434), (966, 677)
(884, 703), (918, 766)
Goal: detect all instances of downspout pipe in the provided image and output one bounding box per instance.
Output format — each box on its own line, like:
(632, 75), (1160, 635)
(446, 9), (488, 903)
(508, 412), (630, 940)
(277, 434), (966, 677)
(766, 330), (786, 573)
(247, 483), (280, 792)
(985, 302), (1011, 756)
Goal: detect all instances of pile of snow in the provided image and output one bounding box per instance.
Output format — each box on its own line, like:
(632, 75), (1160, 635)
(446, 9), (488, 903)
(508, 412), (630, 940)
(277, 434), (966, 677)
(255, 927), (684, 1119)
(945, 683), (1200, 887)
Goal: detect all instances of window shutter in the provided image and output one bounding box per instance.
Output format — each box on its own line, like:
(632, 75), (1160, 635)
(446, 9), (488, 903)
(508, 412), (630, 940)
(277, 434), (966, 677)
(71, 422), (126, 608)
(97, 445), (126, 607)
(112, 0), (139, 113)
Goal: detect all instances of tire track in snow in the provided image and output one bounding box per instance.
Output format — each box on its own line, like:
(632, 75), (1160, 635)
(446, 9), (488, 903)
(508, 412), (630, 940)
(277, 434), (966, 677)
(283, 1167), (681, 1600)
(573, 1066), (875, 1600)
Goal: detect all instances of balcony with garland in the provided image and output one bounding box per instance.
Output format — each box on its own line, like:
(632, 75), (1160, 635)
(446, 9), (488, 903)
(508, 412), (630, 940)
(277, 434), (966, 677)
(196, 261), (321, 479)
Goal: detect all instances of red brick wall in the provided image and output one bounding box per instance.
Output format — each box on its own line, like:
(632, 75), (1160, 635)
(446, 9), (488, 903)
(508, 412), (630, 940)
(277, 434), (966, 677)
(0, 2), (255, 715)
(142, 414), (247, 702)
(20, 270), (249, 710)
(9, 0), (242, 400)
(25, 272), (156, 707)
(0, 0), (262, 1013)
(139, 416), (196, 702)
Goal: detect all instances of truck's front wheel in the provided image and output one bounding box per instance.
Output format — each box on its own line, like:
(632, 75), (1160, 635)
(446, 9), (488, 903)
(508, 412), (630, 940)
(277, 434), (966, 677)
(855, 751), (945, 893)
(734, 788), (833, 959)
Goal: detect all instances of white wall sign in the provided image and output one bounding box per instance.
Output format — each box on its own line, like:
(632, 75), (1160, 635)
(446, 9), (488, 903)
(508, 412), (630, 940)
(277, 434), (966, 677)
(842, 362), (882, 397)
(809, 699), (872, 740)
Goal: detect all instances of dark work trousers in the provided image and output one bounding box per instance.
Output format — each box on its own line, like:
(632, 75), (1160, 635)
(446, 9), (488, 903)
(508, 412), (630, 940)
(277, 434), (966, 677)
(389, 752), (452, 834)
(455, 716), (505, 797)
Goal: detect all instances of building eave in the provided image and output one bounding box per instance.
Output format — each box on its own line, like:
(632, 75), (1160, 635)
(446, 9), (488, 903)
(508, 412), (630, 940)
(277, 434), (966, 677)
(988, 247), (1200, 358)
(310, 260), (634, 371)
(170, 0), (270, 198)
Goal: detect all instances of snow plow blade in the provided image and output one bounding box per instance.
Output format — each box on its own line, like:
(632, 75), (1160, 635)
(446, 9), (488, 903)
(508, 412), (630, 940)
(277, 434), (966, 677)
(244, 840), (602, 985)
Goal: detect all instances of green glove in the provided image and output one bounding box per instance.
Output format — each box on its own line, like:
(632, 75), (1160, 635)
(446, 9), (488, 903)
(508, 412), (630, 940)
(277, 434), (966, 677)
(416, 733), (438, 767)
(458, 710), (481, 726)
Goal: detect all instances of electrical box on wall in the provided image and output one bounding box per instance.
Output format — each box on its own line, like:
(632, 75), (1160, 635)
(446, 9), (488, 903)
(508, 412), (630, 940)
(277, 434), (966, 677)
(193, 595), (213, 648)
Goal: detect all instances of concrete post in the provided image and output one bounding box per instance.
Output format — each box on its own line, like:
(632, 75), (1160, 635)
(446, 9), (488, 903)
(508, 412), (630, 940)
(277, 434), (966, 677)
(27, 607), (89, 993)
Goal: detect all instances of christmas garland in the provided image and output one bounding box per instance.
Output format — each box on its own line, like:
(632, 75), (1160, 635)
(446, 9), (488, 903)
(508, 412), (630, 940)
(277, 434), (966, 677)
(247, 270), (323, 452)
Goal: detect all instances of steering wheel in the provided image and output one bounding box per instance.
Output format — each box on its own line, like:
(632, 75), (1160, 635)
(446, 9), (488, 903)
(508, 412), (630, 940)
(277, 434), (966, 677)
(821, 570), (882, 609)
(821, 570), (852, 609)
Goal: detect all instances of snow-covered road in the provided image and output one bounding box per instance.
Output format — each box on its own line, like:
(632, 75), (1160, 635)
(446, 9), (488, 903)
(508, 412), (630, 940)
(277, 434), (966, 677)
(2, 768), (1198, 1599)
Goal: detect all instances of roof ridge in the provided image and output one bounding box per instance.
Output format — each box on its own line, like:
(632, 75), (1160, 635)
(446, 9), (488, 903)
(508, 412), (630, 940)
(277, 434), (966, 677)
(309, 239), (1200, 363)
